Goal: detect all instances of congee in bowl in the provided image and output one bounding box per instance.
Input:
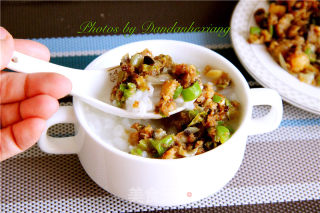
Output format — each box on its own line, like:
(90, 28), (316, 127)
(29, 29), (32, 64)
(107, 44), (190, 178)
(84, 50), (240, 159)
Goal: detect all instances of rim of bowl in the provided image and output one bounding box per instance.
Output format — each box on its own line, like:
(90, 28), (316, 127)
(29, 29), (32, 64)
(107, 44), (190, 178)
(73, 39), (252, 164)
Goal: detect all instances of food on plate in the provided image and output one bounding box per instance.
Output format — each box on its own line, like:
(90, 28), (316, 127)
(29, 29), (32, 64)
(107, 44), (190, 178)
(128, 65), (240, 159)
(110, 49), (203, 116)
(248, 0), (320, 87)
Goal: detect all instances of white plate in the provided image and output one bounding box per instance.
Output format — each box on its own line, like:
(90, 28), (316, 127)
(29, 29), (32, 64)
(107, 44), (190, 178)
(231, 0), (320, 115)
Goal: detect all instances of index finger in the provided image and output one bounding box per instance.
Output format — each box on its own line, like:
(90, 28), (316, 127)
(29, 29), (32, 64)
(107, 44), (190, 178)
(0, 72), (72, 104)
(14, 39), (50, 62)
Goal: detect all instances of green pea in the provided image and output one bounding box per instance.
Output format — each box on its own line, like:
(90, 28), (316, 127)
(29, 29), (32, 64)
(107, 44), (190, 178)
(119, 83), (136, 98)
(215, 126), (230, 144)
(119, 83), (126, 92)
(250, 26), (261, 35)
(213, 94), (222, 103)
(137, 139), (149, 151)
(150, 135), (174, 156)
(131, 148), (143, 156)
(181, 81), (202, 102)
(123, 89), (134, 98)
(173, 85), (183, 99)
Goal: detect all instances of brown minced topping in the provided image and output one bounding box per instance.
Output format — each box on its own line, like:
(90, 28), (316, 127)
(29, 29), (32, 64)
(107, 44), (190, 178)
(129, 66), (239, 159)
(248, 0), (320, 86)
(111, 49), (201, 116)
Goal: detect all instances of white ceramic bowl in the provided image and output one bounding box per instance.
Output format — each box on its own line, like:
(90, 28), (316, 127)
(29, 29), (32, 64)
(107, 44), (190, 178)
(38, 40), (283, 206)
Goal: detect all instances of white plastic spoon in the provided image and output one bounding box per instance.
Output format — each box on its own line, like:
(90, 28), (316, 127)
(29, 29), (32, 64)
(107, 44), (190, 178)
(7, 51), (186, 119)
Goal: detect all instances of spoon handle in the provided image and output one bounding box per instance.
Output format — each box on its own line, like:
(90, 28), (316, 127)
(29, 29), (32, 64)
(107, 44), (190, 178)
(7, 51), (87, 95)
(6, 51), (163, 119)
(8, 51), (82, 74)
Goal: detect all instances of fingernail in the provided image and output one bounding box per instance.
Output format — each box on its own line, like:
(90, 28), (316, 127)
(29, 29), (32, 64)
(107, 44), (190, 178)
(0, 27), (9, 40)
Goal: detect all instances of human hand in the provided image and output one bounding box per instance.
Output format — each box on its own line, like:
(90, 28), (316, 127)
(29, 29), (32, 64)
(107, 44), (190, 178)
(0, 27), (72, 161)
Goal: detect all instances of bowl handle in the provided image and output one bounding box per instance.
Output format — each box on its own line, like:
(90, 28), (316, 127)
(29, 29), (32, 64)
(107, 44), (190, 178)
(38, 106), (81, 154)
(248, 88), (283, 135)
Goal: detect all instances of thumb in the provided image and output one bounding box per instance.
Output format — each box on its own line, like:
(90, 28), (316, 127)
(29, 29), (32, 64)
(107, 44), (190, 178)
(0, 27), (14, 70)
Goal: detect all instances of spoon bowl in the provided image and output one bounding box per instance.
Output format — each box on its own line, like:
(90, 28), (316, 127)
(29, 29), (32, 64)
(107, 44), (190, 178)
(7, 51), (185, 119)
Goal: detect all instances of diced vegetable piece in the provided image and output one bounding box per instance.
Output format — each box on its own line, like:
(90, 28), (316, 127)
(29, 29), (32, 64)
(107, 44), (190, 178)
(217, 120), (224, 126)
(119, 83), (126, 92)
(116, 82), (137, 106)
(184, 127), (200, 134)
(225, 98), (234, 118)
(269, 25), (273, 37)
(216, 84), (228, 89)
(130, 53), (144, 68)
(150, 135), (174, 156)
(305, 47), (312, 55)
(116, 70), (125, 84)
(181, 81), (202, 102)
(146, 74), (172, 85)
(278, 53), (288, 71)
(178, 146), (199, 157)
(142, 64), (152, 72)
(225, 98), (231, 107)
(124, 89), (135, 98)
(142, 64), (160, 74)
(226, 99), (239, 119)
(214, 72), (231, 89)
(122, 83), (137, 98)
(215, 126), (230, 144)
(250, 26), (261, 35)
(205, 69), (223, 81)
(305, 47), (316, 63)
(173, 85), (183, 99)
(127, 82), (136, 90)
(130, 147), (143, 156)
(213, 94), (222, 103)
(137, 139), (149, 151)
(188, 111), (207, 126)
(188, 109), (200, 119)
